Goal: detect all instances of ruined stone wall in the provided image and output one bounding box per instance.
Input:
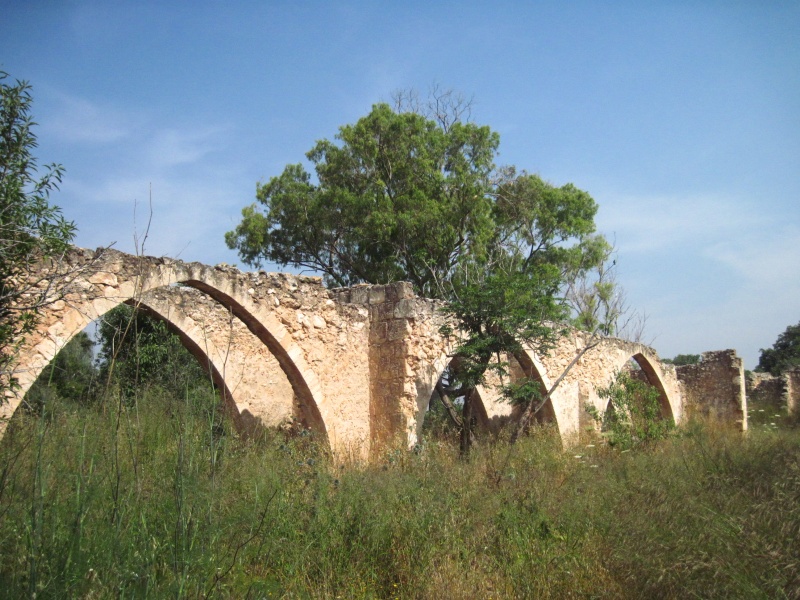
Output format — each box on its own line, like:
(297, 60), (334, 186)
(786, 367), (800, 416)
(332, 282), (447, 452)
(10, 245), (759, 460)
(208, 267), (374, 458)
(745, 371), (786, 411)
(676, 350), (747, 430)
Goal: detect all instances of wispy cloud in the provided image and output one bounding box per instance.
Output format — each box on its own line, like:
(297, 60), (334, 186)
(146, 127), (228, 168)
(42, 90), (137, 144)
(598, 192), (766, 254)
(704, 224), (800, 286)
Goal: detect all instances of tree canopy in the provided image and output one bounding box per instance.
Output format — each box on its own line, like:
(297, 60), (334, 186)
(226, 102), (606, 298)
(757, 322), (800, 376)
(227, 98), (609, 452)
(96, 303), (209, 398)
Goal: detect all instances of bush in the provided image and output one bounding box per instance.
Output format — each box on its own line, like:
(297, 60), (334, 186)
(590, 370), (673, 449)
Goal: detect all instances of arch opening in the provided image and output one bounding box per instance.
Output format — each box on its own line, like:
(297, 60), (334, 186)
(628, 353), (675, 424)
(419, 350), (559, 443)
(5, 273), (330, 446)
(511, 350), (559, 432)
(16, 305), (233, 433)
(419, 359), (488, 442)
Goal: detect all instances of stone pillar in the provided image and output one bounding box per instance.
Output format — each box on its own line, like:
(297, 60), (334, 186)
(676, 350), (747, 430)
(785, 367), (800, 417)
(364, 282), (420, 454)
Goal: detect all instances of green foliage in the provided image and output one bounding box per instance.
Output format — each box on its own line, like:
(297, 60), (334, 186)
(227, 98), (609, 453)
(757, 321), (800, 375)
(0, 72), (76, 392)
(96, 303), (208, 398)
(26, 332), (98, 411)
(590, 370), (672, 449)
(662, 353), (701, 366)
(227, 102), (499, 295)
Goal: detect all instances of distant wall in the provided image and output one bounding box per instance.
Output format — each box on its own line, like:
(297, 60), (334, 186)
(746, 371), (786, 410)
(676, 350), (747, 430)
(745, 367), (800, 417)
(787, 367), (800, 416)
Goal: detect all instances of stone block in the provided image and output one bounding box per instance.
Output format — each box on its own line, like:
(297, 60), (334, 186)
(368, 286), (385, 305)
(393, 299), (417, 319)
(387, 319), (411, 341)
(349, 286), (369, 305)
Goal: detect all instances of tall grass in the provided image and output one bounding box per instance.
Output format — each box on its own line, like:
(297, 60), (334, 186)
(0, 386), (798, 598)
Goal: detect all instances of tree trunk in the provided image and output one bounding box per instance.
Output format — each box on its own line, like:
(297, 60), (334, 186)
(460, 387), (474, 457)
(510, 341), (599, 444)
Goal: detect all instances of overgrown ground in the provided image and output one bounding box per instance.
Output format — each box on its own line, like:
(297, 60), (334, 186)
(0, 385), (798, 599)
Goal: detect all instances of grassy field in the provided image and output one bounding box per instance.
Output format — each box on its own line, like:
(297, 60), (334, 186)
(0, 386), (798, 599)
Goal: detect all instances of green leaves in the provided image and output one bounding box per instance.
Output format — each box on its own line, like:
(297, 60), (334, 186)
(592, 370), (673, 450)
(756, 322), (800, 376)
(1, 72), (76, 394)
(226, 102), (500, 295)
(227, 96), (611, 452)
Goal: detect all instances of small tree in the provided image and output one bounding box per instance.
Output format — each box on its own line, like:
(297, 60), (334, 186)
(589, 370), (671, 450)
(1, 73), (76, 395)
(662, 354), (701, 367)
(756, 322), (800, 376)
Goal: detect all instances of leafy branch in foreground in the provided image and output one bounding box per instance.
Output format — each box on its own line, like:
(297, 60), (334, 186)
(1, 72), (76, 396)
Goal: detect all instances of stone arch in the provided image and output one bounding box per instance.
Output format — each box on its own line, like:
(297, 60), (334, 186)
(413, 347), (563, 444)
(512, 349), (561, 433)
(131, 289), (310, 434)
(627, 351), (676, 424)
(412, 353), (490, 443)
(1, 248), (332, 448)
(585, 339), (680, 427)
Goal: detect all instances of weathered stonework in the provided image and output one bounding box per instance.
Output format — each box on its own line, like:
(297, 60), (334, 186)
(2, 246), (749, 459)
(676, 350), (747, 430)
(748, 367), (800, 417)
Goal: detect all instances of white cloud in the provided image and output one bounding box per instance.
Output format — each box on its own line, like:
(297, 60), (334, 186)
(146, 127), (228, 168)
(42, 90), (137, 144)
(704, 224), (800, 285)
(597, 192), (766, 254)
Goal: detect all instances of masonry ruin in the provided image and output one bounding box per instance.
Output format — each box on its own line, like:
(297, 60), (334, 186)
(2, 247), (753, 459)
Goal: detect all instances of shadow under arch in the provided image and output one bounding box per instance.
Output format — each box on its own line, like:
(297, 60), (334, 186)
(182, 279), (328, 439)
(626, 352), (675, 424)
(511, 350), (560, 433)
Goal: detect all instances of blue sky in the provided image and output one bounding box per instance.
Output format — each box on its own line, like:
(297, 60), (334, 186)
(2, 1), (798, 367)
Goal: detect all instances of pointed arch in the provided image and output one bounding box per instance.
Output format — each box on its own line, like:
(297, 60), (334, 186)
(629, 351), (675, 424)
(2, 253), (331, 448)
